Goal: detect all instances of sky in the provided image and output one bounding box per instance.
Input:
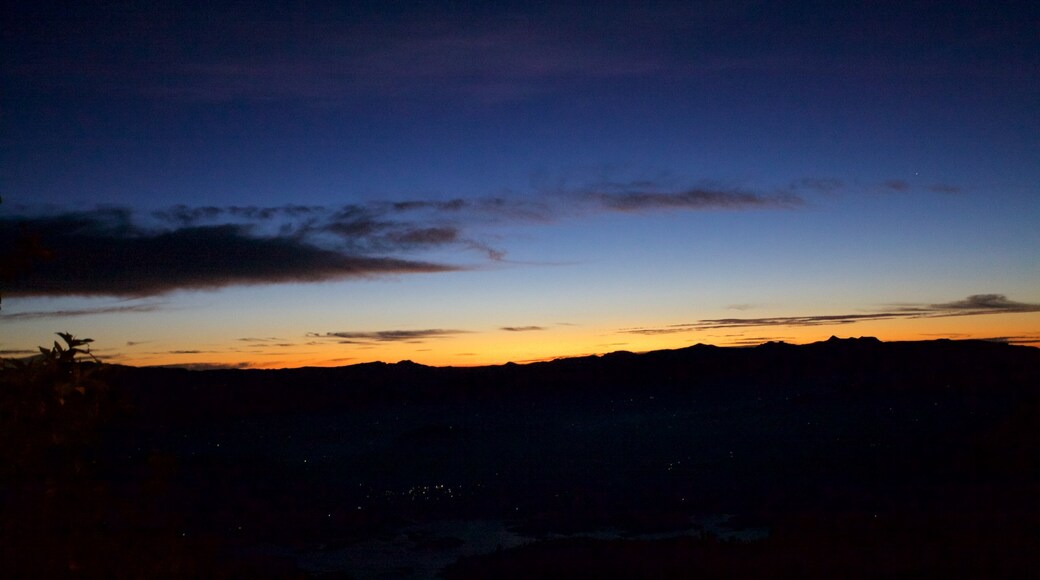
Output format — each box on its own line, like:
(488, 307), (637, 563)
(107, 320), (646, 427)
(2, 0), (1038, 368)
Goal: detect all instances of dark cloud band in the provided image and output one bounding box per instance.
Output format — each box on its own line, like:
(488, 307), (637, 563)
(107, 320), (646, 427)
(1, 211), (455, 298)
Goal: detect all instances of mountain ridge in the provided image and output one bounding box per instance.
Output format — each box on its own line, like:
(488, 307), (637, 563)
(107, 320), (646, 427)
(104, 336), (1040, 422)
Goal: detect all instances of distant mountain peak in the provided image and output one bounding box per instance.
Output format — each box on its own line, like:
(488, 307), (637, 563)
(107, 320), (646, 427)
(825, 335), (881, 344)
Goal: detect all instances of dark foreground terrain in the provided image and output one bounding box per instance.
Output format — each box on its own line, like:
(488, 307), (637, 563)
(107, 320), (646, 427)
(3, 337), (1039, 578)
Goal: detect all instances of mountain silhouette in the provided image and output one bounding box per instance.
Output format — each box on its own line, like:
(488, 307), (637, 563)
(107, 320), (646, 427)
(7, 337), (1038, 577)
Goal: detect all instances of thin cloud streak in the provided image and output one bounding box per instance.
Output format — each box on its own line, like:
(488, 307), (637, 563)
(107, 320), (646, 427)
(590, 188), (803, 212)
(621, 294), (1040, 334)
(500, 326), (545, 332)
(926, 294), (1039, 313)
(307, 329), (469, 344)
(148, 362), (253, 371)
(1, 302), (164, 320)
(977, 335), (1040, 345)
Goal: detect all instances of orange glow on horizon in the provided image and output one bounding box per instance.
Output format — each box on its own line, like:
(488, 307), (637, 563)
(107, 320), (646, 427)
(92, 311), (1040, 370)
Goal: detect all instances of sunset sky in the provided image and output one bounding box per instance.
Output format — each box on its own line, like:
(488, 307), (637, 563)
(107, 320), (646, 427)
(2, 1), (1038, 368)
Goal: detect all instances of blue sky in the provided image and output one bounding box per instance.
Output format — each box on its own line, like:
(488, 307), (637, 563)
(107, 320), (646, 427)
(2, 1), (1038, 367)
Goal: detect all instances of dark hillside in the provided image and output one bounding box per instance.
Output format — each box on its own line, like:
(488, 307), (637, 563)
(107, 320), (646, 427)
(5, 338), (1039, 578)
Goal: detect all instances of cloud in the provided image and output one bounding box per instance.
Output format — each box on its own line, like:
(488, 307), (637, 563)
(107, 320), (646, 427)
(3, 6), (669, 108)
(145, 18), (665, 105)
(0, 302), (164, 320)
(926, 294), (1039, 313)
(151, 205), (225, 226)
(620, 326), (696, 336)
(6, 183), (804, 298)
(386, 226), (459, 246)
(882, 179), (910, 192)
(10, 2), (1033, 113)
(662, 312), (904, 331)
(874, 180), (965, 195)
(621, 294), (1040, 334)
(500, 326), (545, 332)
(390, 199), (466, 212)
(1, 210), (458, 297)
(590, 188), (803, 212)
(153, 201), (521, 258)
(977, 335), (1040, 345)
(231, 340), (296, 349)
(148, 362), (253, 371)
(158, 186), (793, 234)
(0, 349), (36, 356)
(307, 329), (468, 344)
(153, 204), (325, 227)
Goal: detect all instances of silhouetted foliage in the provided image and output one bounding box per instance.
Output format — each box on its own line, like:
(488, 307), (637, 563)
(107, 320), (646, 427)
(0, 332), (107, 480)
(0, 334), (304, 577)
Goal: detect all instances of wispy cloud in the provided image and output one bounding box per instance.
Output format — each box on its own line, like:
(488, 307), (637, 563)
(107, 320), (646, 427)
(138, 18), (667, 106)
(307, 329), (469, 344)
(0, 349), (36, 356)
(5, 181), (803, 298)
(588, 188), (802, 212)
(977, 334), (1040, 345)
(788, 178), (964, 198)
(153, 201), (537, 257)
(10, 2), (1031, 110)
(621, 294), (1040, 334)
(148, 362), (253, 371)
(876, 179), (964, 195)
(0, 302), (164, 320)
(882, 179), (910, 192)
(500, 326), (546, 332)
(921, 294), (1040, 314)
